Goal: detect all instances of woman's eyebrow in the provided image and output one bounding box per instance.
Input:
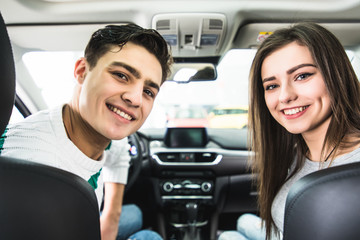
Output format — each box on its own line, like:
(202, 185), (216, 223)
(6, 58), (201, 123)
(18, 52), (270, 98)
(286, 63), (316, 75)
(262, 76), (275, 83)
(262, 63), (316, 83)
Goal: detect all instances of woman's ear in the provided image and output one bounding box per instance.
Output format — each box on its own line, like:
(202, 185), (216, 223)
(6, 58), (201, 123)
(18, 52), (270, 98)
(74, 57), (87, 84)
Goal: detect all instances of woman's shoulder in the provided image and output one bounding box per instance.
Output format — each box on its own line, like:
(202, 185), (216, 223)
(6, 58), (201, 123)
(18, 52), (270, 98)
(333, 146), (360, 165)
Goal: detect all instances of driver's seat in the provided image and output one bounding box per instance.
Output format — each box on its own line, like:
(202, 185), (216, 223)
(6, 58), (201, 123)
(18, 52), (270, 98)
(0, 12), (101, 240)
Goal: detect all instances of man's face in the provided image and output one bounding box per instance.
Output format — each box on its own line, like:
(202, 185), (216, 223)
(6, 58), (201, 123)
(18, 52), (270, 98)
(75, 42), (163, 140)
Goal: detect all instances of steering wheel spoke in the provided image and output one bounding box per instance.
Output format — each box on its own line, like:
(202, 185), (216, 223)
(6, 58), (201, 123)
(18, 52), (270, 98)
(125, 132), (143, 192)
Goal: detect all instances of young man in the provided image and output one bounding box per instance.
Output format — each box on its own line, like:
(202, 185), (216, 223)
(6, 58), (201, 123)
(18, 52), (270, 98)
(0, 24), (172, 240)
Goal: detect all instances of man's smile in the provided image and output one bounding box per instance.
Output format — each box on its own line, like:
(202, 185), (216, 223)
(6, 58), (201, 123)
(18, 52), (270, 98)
(106, 103), (134, 121)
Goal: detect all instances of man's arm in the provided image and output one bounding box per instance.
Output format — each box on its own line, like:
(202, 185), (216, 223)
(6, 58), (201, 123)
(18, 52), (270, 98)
(100, 182), (125, 240)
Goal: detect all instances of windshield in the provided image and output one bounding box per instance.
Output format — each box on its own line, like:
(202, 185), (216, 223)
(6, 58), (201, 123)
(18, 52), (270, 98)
(22, 49), (256, 129)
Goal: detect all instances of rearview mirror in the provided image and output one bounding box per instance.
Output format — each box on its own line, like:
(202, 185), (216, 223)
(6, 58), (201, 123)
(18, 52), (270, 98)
(168, 63), (217, 83)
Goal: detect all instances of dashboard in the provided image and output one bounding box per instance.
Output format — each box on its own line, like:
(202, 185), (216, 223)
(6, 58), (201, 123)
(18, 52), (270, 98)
(131, 127), (257, 239)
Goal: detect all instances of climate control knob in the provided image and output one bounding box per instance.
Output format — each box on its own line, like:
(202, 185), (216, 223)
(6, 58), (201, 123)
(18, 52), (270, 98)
(163, 182), (174, 192)
(201, 182), (212, 192)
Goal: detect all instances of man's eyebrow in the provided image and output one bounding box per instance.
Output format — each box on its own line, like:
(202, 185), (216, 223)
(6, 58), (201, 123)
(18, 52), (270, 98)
(110, 61), (160, 91)
(262, 63), (316, 83)
(145, 79), (160, 92)
(109, 61), (141, 79)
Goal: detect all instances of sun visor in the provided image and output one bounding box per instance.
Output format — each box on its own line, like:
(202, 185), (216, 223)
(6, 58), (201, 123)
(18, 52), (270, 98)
(152, 13), (226, 57)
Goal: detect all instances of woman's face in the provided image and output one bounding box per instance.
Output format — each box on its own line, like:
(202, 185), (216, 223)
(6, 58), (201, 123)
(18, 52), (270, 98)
(261, 42), (332, 137)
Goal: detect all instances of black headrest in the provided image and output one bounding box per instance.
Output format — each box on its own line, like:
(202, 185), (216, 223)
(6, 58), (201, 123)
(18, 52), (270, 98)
(0, 12), (16, 134)
(283, 161), (360, 240)
(0, 156), (101, 239)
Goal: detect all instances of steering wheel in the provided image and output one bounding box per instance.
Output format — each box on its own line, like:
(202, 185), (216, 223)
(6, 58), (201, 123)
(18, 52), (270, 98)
(125, 132), (143, 192)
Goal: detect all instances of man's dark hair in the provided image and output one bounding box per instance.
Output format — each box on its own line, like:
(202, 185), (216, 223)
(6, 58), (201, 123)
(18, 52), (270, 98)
(85, 23), (172, 84)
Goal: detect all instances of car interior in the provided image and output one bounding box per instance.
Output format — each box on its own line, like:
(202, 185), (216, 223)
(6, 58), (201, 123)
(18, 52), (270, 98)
(283, 161), (360, 240)
(0, 12), (101, 240)
(1, 0), (360, 239)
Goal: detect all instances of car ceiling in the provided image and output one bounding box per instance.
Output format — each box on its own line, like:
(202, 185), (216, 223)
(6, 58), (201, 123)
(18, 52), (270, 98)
(2, 0), (360, 57)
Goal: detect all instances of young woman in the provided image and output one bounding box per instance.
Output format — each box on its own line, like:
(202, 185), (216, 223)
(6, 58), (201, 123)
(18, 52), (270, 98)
(219, 22), (360, 240)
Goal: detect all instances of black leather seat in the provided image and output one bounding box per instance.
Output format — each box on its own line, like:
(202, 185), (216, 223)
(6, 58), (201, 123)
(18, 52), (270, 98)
(283, 161), (360, 240)
(0, 12), (101, 240)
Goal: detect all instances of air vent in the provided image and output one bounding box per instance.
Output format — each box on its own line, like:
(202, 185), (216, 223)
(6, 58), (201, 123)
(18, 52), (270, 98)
(156, 152), (218, 163)
(209, 19), (223, 30)
(156, 20), (171, 30)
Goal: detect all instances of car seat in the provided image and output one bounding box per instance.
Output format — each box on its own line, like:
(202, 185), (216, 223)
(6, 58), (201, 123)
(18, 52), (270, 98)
(283, 161), (360, 240)
(0, 12), (101, 240)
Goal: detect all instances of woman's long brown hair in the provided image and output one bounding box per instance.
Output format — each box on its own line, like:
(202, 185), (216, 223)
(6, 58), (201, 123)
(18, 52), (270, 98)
(248, 22), (360, 239)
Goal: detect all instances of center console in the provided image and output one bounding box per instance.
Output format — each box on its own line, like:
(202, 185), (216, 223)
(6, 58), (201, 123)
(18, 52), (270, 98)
(153, 153), (220, 239)
(150, 128), (223, 240)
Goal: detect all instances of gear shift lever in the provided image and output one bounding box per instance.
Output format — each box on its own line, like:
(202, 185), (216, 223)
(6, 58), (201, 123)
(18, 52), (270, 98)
(186, 202), (198, 224)
(185, 202), (198, 239)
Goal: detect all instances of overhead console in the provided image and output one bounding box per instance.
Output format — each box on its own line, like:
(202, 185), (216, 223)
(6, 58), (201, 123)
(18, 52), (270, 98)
(152, 13), (227, 58)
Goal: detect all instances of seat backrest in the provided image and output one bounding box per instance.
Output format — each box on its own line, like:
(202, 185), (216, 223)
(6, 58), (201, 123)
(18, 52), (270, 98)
(0, 12), (15, 135)
(0, 12), (101, 240)
(283, 161), (360, 240)
(0, 156), (101, 240)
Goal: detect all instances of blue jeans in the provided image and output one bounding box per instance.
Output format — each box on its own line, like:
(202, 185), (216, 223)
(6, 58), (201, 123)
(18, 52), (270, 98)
(116, 204), (162, 240)
(218, 213), (267, 240)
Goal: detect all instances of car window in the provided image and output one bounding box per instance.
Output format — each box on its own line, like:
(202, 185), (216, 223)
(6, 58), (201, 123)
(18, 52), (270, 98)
(21, 49), (257, 130)
(19, 48), (360, 130)
(143, 49), (256, 129)
(9, 106), (25, 124)
(22, 51), (81, 108)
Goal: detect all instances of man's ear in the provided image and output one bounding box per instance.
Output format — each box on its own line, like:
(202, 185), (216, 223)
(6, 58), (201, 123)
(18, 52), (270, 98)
(74, 57), (87, 84)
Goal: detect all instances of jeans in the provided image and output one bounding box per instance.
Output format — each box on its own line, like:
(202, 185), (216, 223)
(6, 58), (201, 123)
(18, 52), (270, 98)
(218, 214), (267, 240)
(116, 204), (162, 240)
(127, 229), (163, 240)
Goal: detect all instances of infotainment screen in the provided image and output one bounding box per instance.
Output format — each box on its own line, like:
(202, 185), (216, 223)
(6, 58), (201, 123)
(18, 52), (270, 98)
(164, 127), (208, 148)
